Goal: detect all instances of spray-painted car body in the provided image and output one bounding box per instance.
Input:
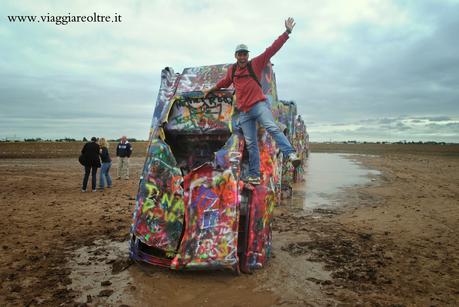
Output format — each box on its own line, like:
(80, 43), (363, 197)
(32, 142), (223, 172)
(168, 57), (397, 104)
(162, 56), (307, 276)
(129, 63), (307, 273)
(275, 101), (310, 197)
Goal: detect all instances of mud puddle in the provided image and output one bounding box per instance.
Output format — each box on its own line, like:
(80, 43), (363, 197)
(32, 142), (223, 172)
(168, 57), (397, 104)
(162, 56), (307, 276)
(66, 236), (333, 306)
(67, 239), (280, 306)
(288, 153), (380, 213)
(67, 239), (134, 306)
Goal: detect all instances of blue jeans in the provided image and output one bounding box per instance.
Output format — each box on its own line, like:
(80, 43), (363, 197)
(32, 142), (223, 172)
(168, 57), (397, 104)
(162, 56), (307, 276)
(239, 100), (295, 177)
(99, 162), (112, 188)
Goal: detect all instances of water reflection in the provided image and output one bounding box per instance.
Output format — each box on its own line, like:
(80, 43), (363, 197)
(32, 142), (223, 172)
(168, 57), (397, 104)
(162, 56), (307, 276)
(292, 153), (380, 212)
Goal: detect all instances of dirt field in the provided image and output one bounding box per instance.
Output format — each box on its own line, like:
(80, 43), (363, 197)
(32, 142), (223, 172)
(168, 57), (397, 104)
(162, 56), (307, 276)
(0, 143), (458, 306)
(0, 142), (148, 159)
(1, 141), (458, 158)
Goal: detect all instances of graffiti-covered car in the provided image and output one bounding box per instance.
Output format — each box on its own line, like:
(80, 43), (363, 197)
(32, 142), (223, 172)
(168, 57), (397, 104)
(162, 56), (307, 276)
(274, 102), (309, 197)
(129, 62), (307, 273)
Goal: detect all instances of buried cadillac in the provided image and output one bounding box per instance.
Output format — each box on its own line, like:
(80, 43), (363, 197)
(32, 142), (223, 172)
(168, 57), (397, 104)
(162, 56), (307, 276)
(129, 62), (308, 273)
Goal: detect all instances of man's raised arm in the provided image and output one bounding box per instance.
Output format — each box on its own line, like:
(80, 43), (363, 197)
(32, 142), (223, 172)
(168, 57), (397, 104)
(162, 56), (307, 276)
(251, 17), (296, 70)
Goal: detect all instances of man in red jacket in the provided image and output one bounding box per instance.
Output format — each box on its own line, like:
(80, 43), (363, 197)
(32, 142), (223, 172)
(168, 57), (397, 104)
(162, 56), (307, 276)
(205, 17), (300, 185)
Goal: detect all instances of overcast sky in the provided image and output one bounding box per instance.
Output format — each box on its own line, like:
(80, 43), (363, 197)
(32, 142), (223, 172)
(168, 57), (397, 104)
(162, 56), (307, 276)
(1, 0), (458, 142)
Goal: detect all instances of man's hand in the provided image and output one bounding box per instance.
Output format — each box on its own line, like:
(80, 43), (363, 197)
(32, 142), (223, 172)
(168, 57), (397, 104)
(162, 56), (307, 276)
(203, 86), (215, 98)
(285, 17), (296, 34)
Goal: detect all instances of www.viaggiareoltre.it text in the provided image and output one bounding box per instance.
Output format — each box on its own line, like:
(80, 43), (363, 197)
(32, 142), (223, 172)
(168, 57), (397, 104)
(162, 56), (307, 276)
(7, 13), (122, 25)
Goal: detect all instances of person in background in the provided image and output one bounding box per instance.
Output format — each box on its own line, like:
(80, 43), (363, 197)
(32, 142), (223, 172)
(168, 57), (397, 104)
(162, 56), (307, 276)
(98, 137), (112, 190)
(81, 137), (101, 192)
(116, 135), (132, 180)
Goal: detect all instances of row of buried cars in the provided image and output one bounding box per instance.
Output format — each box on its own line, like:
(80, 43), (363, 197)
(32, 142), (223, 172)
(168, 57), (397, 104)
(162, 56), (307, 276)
(129, 62), (309, 274)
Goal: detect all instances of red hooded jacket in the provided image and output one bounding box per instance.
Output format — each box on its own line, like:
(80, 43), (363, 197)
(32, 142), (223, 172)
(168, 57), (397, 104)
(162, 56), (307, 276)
(215, 31), (289, 112)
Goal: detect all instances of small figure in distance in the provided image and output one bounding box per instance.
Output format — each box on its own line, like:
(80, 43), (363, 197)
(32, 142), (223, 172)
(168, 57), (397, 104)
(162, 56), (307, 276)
(116, 135), (132, 180)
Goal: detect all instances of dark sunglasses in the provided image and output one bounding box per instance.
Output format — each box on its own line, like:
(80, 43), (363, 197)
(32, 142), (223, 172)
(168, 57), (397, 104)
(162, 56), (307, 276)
(236, 51), (248, 56)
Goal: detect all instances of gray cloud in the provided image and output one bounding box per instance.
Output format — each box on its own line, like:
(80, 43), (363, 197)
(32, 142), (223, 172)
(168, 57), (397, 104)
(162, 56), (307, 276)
(308, 115), (458, 142)
(276, 1), (459, 131)
(1, 0), (458, 142)
(412, 116), (451, 122)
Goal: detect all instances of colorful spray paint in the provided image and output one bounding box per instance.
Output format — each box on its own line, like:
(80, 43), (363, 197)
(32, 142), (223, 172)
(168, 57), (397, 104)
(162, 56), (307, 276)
(130, 62), (308, 273)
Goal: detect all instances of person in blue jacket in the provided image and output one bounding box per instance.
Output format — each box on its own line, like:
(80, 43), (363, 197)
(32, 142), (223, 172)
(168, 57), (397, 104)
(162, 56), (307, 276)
(116, 135), (132, 180)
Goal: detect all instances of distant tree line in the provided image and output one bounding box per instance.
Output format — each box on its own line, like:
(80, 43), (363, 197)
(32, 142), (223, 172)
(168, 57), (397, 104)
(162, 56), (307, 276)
(22, 137), (77, 142)
(0, 137), (145, 142)
(83, 137), (141, 142)
(334, 141), (451, 145)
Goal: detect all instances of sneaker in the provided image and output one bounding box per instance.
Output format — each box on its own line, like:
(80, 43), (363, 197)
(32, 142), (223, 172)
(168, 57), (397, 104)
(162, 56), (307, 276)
(92, 189), (97, 192)
(245, 176), (261, 185)
(81, 189), (87, 193)
(287, 153), (301, 167)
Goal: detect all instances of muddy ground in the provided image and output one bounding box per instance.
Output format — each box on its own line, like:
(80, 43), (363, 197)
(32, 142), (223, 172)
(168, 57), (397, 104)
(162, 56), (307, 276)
(0, 143), (458, 306)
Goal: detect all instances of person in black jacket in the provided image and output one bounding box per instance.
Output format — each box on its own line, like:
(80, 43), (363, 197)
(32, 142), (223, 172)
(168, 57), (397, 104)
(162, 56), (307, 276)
(81, 137), (101, 192)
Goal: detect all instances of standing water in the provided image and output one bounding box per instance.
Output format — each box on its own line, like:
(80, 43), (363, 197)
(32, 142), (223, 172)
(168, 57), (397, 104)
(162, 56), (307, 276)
(289, 153), (380, 212)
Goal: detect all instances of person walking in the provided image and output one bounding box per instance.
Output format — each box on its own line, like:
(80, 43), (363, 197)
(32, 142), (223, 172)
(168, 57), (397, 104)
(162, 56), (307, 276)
(81, 137), (101, 192)
(204, 17), (300, 185)
(116, 135), (132, 180)
(98, 137), (112, 190)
